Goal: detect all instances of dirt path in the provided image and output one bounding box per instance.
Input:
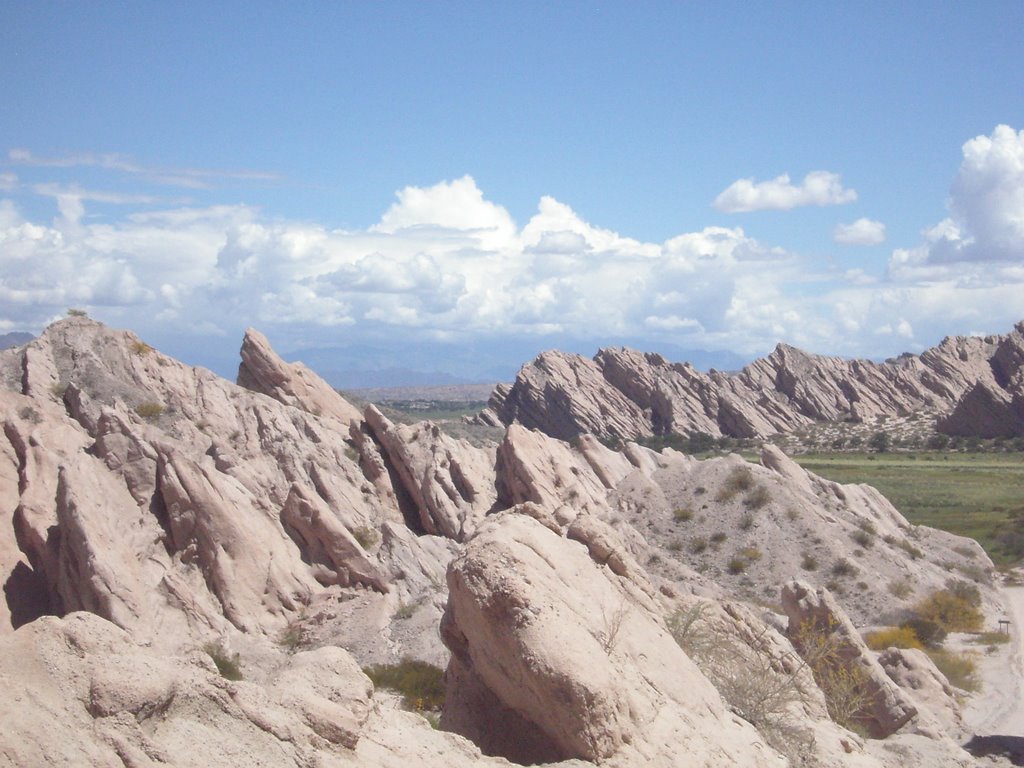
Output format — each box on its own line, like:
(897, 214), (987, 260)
(964, 585), (1024, 737)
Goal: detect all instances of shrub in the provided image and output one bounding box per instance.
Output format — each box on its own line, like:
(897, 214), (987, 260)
(204, 643), (243, 680)
(135, 401), (165, 419)
(744, 485), (771, 509)
(690, 536), (708, 554)
(925, 649), (979, 691)
(899, 618), (947, 649)
(394, 600), (419, 620)
(888, 578), (913, 599)
(727, 557), (747, 575)
(738, 546), (762, 562)
(914, 589), (983, 633)
(667, 539), (683, 552)
(738, 512), (754, 531)
(715, 466), (754, 502)
(352, 526), (380, 549)
(864, 626), (923, 651)
(673, 507), (694, 522)
(850, 529), (874, 548)
(66, 308), (87, 317)
(710, 531), (727, 545)
(18, 406), (42, 424)
(130, 340), (153, 354)
(364, 658), (445, 711)
(800, 553), (818, 571)
(945, 578), (981, 607)
(831, 558), (857, 578)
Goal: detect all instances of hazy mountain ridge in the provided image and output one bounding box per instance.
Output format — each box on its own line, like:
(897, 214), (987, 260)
(0, 317), (1010, 766)
(479, 322), (1024, 442)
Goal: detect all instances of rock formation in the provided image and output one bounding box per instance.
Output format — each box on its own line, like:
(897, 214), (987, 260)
(0, 316), (1008, 766)
(480, 322), (1024, 441)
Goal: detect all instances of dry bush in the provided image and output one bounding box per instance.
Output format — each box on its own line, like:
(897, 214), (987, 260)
(669, 604), (815, 761)
(135, 401), (165, 419)
(864, 626), (923, 651)
(914, 589), (983, 633)
(715, 466), (754, 502)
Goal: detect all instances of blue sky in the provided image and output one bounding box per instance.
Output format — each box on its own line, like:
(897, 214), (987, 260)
(2, 2), (1024, 383)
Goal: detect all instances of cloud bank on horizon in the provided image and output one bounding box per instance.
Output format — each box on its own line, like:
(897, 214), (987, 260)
(1, 125), (1024, 377)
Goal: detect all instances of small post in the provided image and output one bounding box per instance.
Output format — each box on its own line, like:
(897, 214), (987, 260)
(998, 619), (1011, 636)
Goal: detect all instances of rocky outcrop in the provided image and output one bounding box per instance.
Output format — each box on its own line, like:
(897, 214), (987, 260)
(484, 322), (1024, 440)
(237, 327), (362, 426)
(0, 316), (1004, 768)
(781, 580), (918, 738)
(441, 512), (785, 766)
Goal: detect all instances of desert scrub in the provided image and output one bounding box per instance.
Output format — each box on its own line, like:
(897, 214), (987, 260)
(738, 512), (755, 531)
(830, 558), (858, 578)
(710, 531), (727, 545)
(18, 406), (42, 424)
(666, 539), (683, 552)
(888, 578), (913, 599)
(394, 599), (420, 620)
(66, 308), (87, 317)
(135, 401), (165, 419)
(925, 648), (980, 691)
(672, 507), (694, 522)
(800, 553), (818, 571)
(668, 603), (815, 762)
(864, 626), (923, 651)
(715, 466), (754, 502)
(278, 617), (308, 652)
(850, 528), (874, 548)
(363, 658), (444, 711)
(913, 588), (983, 633)
(352, 525), (380, 549)
(726, 557), (747, 575)
(743, 485), (771, 509)
(204, 643), (243, 681)
(130, 339), (153, 354)
(689, 536), (708, 554)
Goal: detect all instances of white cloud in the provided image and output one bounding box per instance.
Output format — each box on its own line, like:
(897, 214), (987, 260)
(9, 148), (279, 189)
(0, 172), (16, 191)
(713, 171), (857, 213)
(833, 218), (886, 246)
(2, 148), (1024, 375)
(908, 124), (1024, 264)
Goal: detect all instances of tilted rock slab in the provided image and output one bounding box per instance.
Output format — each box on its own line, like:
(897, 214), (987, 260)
(781, 580), (918, 738)
(441, 511), (786, 766)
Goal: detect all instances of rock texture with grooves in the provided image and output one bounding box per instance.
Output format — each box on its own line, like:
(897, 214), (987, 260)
(483, 323), (1024, 440)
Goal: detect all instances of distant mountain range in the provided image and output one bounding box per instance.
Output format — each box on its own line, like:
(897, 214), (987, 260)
(0, 332), (33, 350)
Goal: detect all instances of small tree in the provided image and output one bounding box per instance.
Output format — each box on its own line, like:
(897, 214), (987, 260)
(868, 432), (890, 453)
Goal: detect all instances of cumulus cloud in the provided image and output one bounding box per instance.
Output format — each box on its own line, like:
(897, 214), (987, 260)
(713, 171), (857, 213)
(3, 149), (1024, 374)
(938, 124), (1024, 262)
(834, 218), (886, 246)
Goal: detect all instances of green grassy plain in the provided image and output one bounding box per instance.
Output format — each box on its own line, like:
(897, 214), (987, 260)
(793, 452), (1024, 565)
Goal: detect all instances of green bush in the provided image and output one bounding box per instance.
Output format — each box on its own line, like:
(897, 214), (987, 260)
(690, 536), (708, 554)
(673, 507), (694, 522)
(364, 658), (444, 711)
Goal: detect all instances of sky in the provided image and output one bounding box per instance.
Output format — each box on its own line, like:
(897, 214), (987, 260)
(2, 2), (1024, 384)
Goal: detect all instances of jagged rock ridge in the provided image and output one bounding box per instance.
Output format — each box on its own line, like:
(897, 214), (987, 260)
(0, 316), (1008, 766)
(480, 321), (1024, 441)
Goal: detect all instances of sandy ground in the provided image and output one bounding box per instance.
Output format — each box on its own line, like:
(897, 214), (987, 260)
(963, 584), (1024, 737)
